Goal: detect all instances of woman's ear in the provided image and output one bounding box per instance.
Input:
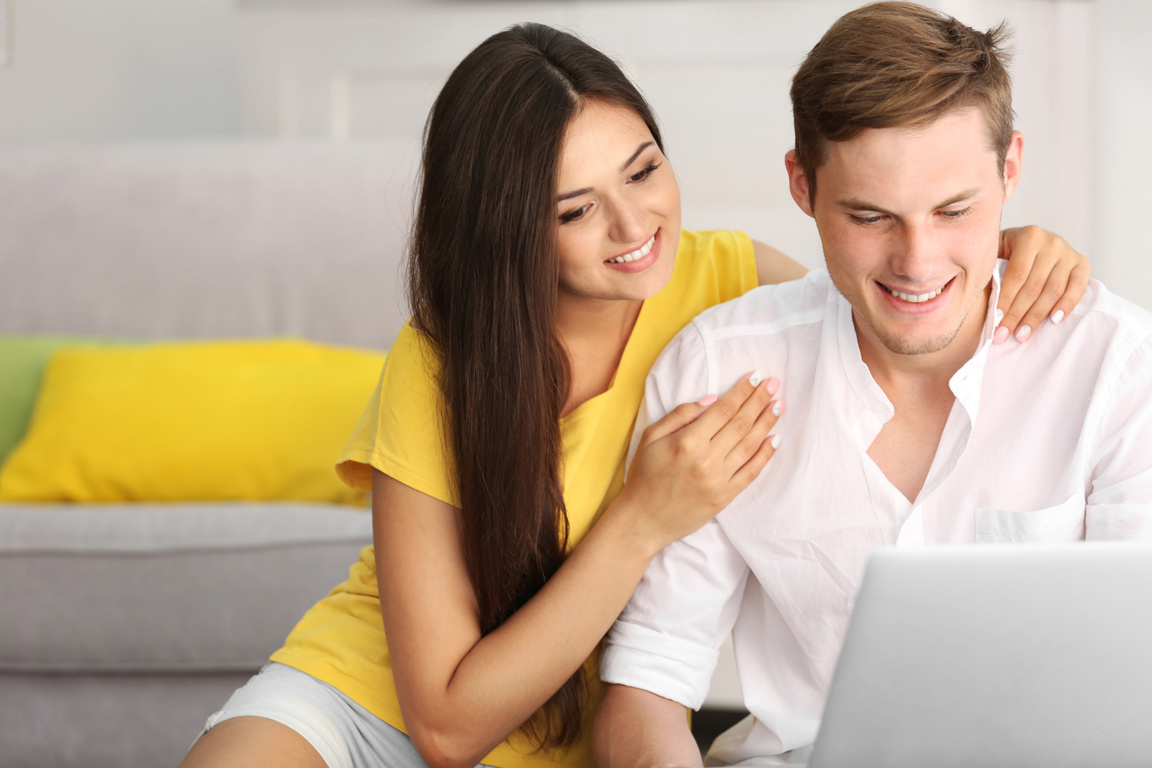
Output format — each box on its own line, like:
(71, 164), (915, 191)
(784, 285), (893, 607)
(785, 150), (815, 217)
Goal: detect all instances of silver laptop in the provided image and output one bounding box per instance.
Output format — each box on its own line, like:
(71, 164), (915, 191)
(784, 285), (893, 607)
(809, 542), (1152, 768)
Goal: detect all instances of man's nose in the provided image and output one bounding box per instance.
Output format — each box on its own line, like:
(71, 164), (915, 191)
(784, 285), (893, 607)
(892, 223), (936, 279)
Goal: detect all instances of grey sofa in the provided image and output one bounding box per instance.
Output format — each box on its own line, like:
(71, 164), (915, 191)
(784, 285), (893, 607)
(0, 141), (416, 768)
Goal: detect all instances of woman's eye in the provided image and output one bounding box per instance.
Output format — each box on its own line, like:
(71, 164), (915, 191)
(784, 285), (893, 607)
(559, 204), (591, 224)
(629, 162), (661, 183)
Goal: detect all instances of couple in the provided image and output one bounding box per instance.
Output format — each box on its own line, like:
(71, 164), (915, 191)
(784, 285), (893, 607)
(181, 3), (1149, 768)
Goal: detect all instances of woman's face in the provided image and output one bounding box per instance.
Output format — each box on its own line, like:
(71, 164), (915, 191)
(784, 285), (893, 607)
(554, 100), (682, 309)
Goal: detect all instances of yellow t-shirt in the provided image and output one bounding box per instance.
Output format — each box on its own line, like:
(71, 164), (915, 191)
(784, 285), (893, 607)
(269, 229), (758, 768)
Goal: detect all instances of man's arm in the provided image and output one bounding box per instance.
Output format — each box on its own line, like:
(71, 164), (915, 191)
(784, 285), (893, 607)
(594, 684), (702, 768)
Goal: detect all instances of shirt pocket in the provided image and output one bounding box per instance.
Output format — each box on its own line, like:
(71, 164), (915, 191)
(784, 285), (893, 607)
(974, 491), (1086, 543)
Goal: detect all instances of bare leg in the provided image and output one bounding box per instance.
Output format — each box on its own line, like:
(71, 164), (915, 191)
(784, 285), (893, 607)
(179, 716), (328, 768)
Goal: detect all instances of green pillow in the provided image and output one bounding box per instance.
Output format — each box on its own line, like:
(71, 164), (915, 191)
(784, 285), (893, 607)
(0, 335), (112, 466)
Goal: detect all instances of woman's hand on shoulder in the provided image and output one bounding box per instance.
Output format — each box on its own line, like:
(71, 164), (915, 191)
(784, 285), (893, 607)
(615, 372), (783, 556)
(996, 226), (1091, 344)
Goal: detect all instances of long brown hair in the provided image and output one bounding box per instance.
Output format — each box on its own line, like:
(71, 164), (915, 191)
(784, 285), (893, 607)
(407, 23), (663, 749)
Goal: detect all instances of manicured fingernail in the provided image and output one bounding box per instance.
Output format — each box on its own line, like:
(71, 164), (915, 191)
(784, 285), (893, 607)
(697, 394), (718, 407)
(769, 434), (781, 449)
(1051, 309), (1065, 324)
(1015, 324), (1032, 343)
(748, 370), (763, 387)
(771, 399), (784, 417)
(765, 377), (780, 396)
(993, 325), (1011, 345)
(994, 307), (1004, 325)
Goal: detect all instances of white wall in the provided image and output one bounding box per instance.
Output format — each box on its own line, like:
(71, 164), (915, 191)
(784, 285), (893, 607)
(0, 0), (242, 142)
(1095, 0), (1152, 307)
(3, 0), (1146, 309)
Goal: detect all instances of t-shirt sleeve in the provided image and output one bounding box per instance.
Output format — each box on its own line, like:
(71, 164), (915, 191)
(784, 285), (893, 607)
(607, 318), (752, 710)
(335, 325), (458, 507)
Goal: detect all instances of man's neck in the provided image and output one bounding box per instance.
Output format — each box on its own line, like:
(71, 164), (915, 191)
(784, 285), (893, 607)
(856, 286), (992, 503)
(857, 284), (991, 393)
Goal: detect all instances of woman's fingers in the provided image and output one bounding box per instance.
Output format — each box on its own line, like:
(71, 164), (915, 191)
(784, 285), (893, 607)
(996, 226), (1090, 343)
(675, 370), (781, 490)
(708, 375), (780, 468)
(641, 395), (722, 444)
(623, 371), (783, 547)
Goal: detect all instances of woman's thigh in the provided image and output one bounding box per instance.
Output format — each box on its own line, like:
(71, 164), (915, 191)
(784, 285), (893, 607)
(179, 663), (467, 768)
(181, 716), (327, 768)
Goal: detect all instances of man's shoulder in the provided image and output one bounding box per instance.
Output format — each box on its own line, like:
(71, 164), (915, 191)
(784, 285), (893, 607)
(688, 268), (837, 341)
(1052, 279), (1152, 363)
(1078, 279), (1152, 337)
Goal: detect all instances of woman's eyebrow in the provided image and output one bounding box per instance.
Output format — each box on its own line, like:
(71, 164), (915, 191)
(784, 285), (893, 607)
(556, 142), (657, 202)
(619, 141), (654, 172)
(557, 186), (592, 203)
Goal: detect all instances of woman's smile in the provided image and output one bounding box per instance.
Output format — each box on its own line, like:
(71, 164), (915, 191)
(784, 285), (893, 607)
(605, 230), (661, 273)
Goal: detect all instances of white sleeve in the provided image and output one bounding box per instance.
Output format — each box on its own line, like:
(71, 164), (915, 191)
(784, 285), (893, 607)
(603, 321), (751, 710)
(1086, 331), (1152, 539)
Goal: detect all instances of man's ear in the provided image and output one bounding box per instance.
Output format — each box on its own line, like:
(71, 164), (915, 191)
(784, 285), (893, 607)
(785, 150), (815, 217)
(1002, 131), (1024, 202)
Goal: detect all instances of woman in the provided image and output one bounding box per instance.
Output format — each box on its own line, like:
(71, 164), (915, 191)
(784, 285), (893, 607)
(181, 23), (1088, 768)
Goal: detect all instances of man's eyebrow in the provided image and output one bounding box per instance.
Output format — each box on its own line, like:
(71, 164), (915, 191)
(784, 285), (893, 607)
(835, 188), (983, 213)
(556, 142), (656, 203)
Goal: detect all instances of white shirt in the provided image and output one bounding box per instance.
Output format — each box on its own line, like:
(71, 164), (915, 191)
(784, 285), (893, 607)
(600, 264), (1152, 765)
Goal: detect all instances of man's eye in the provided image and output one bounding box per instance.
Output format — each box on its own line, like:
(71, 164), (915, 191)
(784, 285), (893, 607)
(850, 214), (884, 225)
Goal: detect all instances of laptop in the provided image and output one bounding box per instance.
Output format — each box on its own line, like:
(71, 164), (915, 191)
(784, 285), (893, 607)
(808, 542), (1152, 768)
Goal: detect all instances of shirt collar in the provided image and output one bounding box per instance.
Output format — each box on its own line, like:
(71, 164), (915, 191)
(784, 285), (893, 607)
(833, 260), (1008, 422)
(950, 258), (1007, 421)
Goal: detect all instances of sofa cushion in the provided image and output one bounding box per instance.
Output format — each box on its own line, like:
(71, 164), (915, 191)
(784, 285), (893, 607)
(0, 502), (373, 671)
(0, 339), (386, 505)
(0, 335), (113, 466)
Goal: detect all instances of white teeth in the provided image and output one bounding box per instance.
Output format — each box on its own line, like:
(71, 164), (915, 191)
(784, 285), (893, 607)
(610, 234), (656, 263)
(886, 285), (944, 303)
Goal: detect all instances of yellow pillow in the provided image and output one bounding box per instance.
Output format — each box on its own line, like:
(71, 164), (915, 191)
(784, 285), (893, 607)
(0, 339), (386, 505)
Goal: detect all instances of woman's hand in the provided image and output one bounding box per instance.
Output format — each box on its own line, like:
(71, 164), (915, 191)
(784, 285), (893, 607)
(373, 375), (780, 768)
(615, 371), (782, 555)
(996, 226), (1091, 344)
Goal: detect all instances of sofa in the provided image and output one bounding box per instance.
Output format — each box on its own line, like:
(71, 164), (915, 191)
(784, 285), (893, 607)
(0, 140), (750, 767)
(0, 141), (417, 768)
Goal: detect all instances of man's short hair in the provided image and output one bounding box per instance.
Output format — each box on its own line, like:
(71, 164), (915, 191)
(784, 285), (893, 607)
(790, 1), (1015, 201)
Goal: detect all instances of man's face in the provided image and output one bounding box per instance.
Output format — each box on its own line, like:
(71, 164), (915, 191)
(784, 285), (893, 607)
(787, 108), (1023, 362)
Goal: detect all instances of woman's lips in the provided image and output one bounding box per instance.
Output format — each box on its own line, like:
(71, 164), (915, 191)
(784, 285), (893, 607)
(605, 230), (660, 274)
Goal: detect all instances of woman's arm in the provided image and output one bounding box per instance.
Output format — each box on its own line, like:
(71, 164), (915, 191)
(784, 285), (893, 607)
(376, 373), (782, 768)
(752, 226), (1091, 342)
(753, 239), (808, 285)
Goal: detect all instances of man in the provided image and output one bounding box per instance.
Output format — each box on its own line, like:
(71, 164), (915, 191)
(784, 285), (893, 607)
(593, 2), (1152, 765)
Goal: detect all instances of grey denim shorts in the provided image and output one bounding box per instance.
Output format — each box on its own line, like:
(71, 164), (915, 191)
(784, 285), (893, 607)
(199, 662), (495, 768)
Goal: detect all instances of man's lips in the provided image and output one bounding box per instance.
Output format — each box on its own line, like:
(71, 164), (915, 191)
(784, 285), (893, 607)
(877, 277), (955, 311)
